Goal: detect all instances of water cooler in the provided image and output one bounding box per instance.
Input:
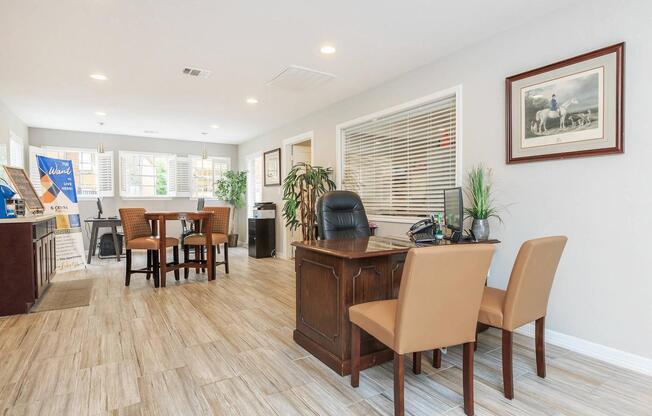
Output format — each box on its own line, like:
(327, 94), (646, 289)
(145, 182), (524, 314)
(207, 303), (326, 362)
(248, 202), (276, 258)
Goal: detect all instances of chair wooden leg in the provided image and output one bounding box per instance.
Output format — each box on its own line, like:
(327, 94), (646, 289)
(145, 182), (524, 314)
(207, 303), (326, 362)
(183, 245), (190, 279)
(394, 352), (405, 416)
(152, 250), (160, 288)
(173, 246), (180, 281)
(125, 249), (132, 286)
(194, 245), (200, 273)
(463, 342), (475, 416)
(536, 317), (546, 378)
(350, 323), (360, 387)
(223, 242), (229, 274)
(200, 245), (205, 273)
(502, 329), (514, 400)
(432, 348), (441, 368)
(146, 250), (152, 280)
(212, 245), (217, 278)
(412, 352), (421, 374)
(217, 244), (220, 254)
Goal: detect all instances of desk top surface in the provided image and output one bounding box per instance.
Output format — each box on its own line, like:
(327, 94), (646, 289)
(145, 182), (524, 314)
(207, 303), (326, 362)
(144, 211), (212, 220)
(292, 236), (500, 259)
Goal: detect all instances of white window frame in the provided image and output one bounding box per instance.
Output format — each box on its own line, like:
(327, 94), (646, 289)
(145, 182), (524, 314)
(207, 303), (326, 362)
(188, 155), (231, 200)
(41, 145), (113, 200)
(119, 150), (176, 199)
(335, 85), (463, 224)
(9, 132), (24, 168)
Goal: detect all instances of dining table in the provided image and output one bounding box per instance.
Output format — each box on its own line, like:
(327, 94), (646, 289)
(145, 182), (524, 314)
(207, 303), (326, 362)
(144, 211), (214, 287)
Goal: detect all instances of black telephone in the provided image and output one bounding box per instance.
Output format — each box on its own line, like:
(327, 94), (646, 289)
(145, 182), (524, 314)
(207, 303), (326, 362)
(408, 218), (434, 235)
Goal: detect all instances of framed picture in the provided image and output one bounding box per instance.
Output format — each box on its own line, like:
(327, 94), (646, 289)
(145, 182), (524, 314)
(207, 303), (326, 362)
(264, 148), (281, 186)
(506, 43), (624, 164)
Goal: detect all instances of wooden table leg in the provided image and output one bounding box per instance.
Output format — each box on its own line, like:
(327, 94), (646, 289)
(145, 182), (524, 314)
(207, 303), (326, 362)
(86, 223), (98, 264)
(158, 216), (167, 287)
(111, 225), (121, 262)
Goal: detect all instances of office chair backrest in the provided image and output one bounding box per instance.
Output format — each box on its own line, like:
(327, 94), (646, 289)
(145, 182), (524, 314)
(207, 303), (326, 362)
(502, 236), (568, 331)
(203, 206), (230, 234)
(394, 244), (495, 353)
(119, 208), (152, 241)
(316, 191), (370, 240)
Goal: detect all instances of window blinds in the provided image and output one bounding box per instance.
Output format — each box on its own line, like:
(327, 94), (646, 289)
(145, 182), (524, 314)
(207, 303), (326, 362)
(341, 93), (457, 218)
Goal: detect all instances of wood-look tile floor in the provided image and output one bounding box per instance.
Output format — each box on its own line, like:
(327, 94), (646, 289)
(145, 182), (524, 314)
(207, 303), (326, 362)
(1, 248), (650, 415)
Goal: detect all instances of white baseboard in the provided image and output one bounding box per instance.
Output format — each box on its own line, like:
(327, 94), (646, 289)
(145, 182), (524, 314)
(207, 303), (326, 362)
(515, 324), (652, 377)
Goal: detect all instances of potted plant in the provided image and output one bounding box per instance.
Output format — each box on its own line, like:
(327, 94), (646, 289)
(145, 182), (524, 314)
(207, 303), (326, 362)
(282, 162), (335, 241)
(215, 170), (247, 247)
(464, 165), (502, 241)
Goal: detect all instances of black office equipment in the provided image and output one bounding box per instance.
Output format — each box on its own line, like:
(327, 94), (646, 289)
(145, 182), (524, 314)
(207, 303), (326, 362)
(249, 202), (276, 258)
(96, 198), (103, 219)
(444, 187), (464, 242)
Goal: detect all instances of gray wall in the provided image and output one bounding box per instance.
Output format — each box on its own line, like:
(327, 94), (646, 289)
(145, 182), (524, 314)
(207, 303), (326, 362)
(29, 128), (238, 246)
(238, 0), (652, 361)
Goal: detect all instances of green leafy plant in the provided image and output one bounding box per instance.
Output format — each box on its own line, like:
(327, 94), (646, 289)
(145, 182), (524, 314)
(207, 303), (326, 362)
(215, 170), (247, 234)
(464, 165), (502, 222)
(282, 162), (336, 241)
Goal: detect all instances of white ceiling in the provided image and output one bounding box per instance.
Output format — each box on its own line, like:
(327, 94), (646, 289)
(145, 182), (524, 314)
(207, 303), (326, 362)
(0, 0), (567, 144)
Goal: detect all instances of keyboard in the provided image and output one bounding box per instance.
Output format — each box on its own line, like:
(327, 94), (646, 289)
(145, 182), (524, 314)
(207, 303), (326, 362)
(411, 232), (438, 243)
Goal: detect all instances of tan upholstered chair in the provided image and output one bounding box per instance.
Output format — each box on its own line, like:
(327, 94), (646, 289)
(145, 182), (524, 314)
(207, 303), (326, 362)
(183, 206), (230, 277)
(350, 244), (495, 416)
(119, 208), (180, 288)
(477, 236), (567, 399)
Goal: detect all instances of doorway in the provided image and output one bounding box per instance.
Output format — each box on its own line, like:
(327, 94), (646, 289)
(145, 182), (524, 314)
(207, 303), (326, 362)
(282, 132), (313, 259)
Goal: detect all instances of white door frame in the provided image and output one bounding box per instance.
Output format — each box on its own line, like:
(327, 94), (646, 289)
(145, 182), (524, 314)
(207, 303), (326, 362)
(281, 131), (314, 259)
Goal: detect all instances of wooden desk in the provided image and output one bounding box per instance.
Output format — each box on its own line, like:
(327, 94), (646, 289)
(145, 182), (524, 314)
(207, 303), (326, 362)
(292, 236), (499, 376)
(84, 217), (122, 264)
(145, 211), (214, 288)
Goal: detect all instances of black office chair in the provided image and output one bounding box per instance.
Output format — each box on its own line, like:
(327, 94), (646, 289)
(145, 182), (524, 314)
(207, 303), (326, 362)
(316, 191), (370, 240)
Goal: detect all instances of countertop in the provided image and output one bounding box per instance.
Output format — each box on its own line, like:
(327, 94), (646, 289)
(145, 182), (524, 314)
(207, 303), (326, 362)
(0, 213), (56, 224)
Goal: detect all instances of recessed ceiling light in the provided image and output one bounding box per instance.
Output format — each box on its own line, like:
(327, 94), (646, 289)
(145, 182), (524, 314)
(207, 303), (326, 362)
(95, 111), (107, 116)
(210, 124), (219, 129)
(144, 130), (158, 134)
(201, 132), (208, 135)
(246, 97), (259, 104)
(320, 45), (336, 54)
(90, 73), (108, 81)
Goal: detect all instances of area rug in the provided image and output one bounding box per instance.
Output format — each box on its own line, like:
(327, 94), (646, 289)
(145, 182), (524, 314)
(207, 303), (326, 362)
(31, 279), (94, 312)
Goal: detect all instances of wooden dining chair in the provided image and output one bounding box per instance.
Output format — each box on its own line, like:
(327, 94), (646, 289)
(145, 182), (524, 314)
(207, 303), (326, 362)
(183, 206), (230, 278)
(477, 236), (567, 399)
(119, 208), (180, 288)
(350, 244), (495, 416)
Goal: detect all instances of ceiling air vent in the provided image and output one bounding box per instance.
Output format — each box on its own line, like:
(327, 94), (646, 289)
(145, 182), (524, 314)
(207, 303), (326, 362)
(266, 65), (336, 91)
(182, 67), (211, 78)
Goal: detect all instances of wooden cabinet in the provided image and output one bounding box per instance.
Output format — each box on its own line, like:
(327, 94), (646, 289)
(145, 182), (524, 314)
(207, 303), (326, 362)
(0, 215), (57, 316)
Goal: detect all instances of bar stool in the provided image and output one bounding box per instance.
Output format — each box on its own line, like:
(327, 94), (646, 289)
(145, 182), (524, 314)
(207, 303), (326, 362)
(183, 206), (230, 278)
(119, 208), (180, 288)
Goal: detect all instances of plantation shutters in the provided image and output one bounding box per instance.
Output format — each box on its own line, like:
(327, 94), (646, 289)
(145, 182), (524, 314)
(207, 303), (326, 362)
(97, 151), (114, 197)
(341, 93), (458, 218)
(28, 146), (46, 194)
(174, 157), (192, 197)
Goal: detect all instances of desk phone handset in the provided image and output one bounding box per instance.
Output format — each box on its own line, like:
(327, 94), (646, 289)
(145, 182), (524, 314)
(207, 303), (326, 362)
(408, 218), (434, 235)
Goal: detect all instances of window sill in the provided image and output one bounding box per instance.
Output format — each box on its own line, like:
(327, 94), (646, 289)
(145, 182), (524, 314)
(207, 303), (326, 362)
(120, 197), (174, 201)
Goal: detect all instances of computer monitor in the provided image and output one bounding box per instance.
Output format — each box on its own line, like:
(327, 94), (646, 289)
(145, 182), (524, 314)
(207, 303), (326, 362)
(444, 187), (463, 242)
(196, 197), (205, 211)
(96, 197), (103, 219)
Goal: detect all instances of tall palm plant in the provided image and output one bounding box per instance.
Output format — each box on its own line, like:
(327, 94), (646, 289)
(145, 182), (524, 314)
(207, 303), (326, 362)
(282, 162), (336, 241)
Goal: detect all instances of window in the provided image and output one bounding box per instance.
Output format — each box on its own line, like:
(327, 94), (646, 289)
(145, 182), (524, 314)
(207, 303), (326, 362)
(34, 146), (114, 198)
(190, 156), (230, 198)
(338, 88), (460, 220)
(9, 133), (24, 168)
(119, 151), (175, 198)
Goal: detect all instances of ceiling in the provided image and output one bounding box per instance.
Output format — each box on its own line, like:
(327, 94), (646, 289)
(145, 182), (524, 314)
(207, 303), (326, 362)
(0, 0), (567, 144)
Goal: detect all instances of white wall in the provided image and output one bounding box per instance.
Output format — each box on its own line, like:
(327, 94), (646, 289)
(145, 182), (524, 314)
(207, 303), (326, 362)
(29, 128), (239, 247)
(0, 98), (28, 169)
(238, 0), (652, 361)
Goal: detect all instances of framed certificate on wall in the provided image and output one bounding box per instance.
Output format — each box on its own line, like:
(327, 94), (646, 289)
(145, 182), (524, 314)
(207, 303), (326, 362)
(264, 148), (281, 186)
